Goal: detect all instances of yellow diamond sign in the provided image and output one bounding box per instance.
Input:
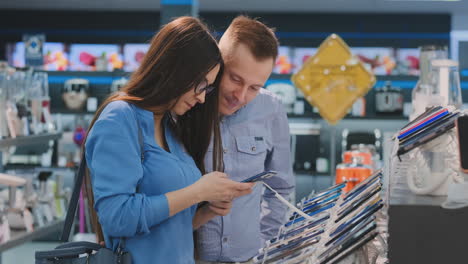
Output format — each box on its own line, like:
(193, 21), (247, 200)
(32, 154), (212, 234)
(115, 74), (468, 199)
(292, 34), (376, 125)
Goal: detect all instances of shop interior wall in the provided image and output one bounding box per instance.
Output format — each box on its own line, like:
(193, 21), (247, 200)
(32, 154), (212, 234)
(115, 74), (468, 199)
(0, 10), (450, 58)
(0, 9), (454, 180)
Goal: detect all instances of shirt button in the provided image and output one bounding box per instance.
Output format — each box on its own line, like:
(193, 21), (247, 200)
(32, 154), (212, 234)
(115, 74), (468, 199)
(251, 146), (256, 152)
(223, 149), (228, 154)
(223, 237), (228, 243)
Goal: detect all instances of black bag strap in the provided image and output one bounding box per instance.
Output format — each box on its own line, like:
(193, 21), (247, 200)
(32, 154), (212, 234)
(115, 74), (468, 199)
(60, 151), (87, 242)
(60, 104), (145, 243)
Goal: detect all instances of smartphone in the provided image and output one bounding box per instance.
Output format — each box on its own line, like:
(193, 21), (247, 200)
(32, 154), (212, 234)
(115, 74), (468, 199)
(342, 170), (381, 199)
(341, 172), (381, 205)
(290, 199), (337, 220)
(267, 228), (324, 255)
(318, 229), (378, 264)
(399, 106), (442, 132)
(456, 115), (468, 173)
(323, 220), (377, 257)
(398, 112), (460, 156)
(285, 202), (335, 227)
(256, 234), (321, 264)
(326, 215), (375, 247)
(301, 192), (341, 212)
(301, 182), (346, 205)
(241, 171), (277, 183)
(265, 223), (324, 251)
(336, 186), (381, 223)
(332, 201), (382, 238)
(398, 109), (449, 139)
(399, 111), (453, 143)
(255, 228), (324, 262)
(277, 215), (330, 242)
(399, 111), (458, 144)
(399, 106), (448, 135)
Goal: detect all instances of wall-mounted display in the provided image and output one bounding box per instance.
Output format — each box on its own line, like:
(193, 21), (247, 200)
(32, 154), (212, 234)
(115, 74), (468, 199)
(395, 48), (420, 76)
(351, 47), (396, 75)
(43, 43), (69, 71)
(69, 44), (123, 71)
(274, 46), (293, 74)
(9, 42), (69, 71)
(123, 44), (149, 72)
(292, 47), (317, 73)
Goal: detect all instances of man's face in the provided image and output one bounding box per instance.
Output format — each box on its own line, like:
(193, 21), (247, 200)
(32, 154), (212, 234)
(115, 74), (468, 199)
(218, 43), (274, 116)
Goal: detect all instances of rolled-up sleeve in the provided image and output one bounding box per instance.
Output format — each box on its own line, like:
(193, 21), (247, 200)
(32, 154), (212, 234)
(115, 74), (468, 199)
(85, 102), (169, 238)
(260, 102), (295, 240)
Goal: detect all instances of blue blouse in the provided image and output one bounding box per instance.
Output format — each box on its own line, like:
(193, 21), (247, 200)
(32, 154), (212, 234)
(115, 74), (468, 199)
(85, 100), (201, 264)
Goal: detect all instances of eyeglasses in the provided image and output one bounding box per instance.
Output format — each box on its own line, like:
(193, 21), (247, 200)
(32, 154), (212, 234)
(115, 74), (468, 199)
(195, 79), (215, 95)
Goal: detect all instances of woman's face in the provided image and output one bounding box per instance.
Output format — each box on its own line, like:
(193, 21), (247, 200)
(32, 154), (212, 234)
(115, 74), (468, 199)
(172, 64), (221, 116)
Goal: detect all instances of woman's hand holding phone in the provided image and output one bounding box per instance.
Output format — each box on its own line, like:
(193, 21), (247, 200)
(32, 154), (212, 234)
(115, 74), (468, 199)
(191, 173), (253, 228)
(193, 171), (255, 203)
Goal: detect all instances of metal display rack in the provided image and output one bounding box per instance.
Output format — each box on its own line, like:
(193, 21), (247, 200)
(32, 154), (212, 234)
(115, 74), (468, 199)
(0, 133), (62, 172)
(0, 133), (64, 263)
(0, 133), (62, 149)
(0, 220), (64, 253)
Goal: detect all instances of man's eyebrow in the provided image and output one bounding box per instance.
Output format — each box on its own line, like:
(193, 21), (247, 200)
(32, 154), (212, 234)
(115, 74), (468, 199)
(230, 71), (263, 88)
(230, 71), (244, 81)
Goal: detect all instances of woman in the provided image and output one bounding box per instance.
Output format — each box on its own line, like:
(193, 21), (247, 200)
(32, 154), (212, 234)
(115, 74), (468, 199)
(84, 17), (254, 263)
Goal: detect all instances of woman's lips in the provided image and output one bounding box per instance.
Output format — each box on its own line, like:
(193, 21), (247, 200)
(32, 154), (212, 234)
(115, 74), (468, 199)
(185, 102), (194, 109)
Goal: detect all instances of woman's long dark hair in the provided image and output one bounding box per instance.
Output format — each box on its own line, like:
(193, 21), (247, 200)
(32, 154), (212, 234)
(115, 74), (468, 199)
(83, 16), (224, 242)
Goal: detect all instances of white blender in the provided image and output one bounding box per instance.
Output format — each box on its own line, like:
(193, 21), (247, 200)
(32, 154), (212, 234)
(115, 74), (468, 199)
(406, 46), (465, 199)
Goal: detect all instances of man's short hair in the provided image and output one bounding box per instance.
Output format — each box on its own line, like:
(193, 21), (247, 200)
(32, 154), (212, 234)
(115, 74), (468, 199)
(226, 15), (279, 61)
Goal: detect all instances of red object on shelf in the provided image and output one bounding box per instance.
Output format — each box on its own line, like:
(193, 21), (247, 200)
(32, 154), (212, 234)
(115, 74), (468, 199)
(336, 165), (373, 193)
(79, 52), (96, 67)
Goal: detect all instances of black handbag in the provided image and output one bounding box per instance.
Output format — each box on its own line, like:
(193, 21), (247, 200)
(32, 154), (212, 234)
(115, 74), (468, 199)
(35, 104), (145, 264)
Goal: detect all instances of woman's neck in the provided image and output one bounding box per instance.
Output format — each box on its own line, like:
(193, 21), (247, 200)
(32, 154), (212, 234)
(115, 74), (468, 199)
(153, 113), (164, 126)
(153, 113), (169, 152)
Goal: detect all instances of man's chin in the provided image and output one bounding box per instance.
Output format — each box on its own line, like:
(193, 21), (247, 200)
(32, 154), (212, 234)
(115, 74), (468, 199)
(220, 104), (238, 116)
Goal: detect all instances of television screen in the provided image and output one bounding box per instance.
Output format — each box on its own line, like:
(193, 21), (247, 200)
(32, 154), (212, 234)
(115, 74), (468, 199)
(10, 42), (25, 68)
(123, 44), (150, 72)
(43, 42), (68, 71)
(9, 42), (69, 70)
(69, 44), (123, 71)
(273, 46), (293, 74)
(396, 48), (420, 76)
(351, 47), (396, 75)
(293, 47), (317, 73)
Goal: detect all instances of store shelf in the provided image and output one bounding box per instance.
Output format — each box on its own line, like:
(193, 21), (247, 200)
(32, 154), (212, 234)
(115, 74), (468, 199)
(0, 133), (63, 149)
(53, 109), (96, 115)
(389, 190), (446, 206)
(289, 122), (321, 135)
(288, 112), (407, 121)
(294, 172), (330, 177)
(270, 74), (420, 80)
(43, 70), (131, 75)
(0, 220), (64, 253)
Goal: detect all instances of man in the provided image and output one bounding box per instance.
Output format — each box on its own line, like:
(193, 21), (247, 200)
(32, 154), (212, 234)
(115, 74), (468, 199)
(196, 16), (295, 264)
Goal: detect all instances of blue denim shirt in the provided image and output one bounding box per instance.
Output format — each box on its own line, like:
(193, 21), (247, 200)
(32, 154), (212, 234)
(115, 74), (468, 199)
(86, 101), (201, 264)
(196, 89), (295, 262)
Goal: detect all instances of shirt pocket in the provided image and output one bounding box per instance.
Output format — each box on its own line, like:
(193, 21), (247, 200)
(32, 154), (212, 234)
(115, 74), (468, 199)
(235, 136), (268, 175)
(235, 136), (268, 155)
